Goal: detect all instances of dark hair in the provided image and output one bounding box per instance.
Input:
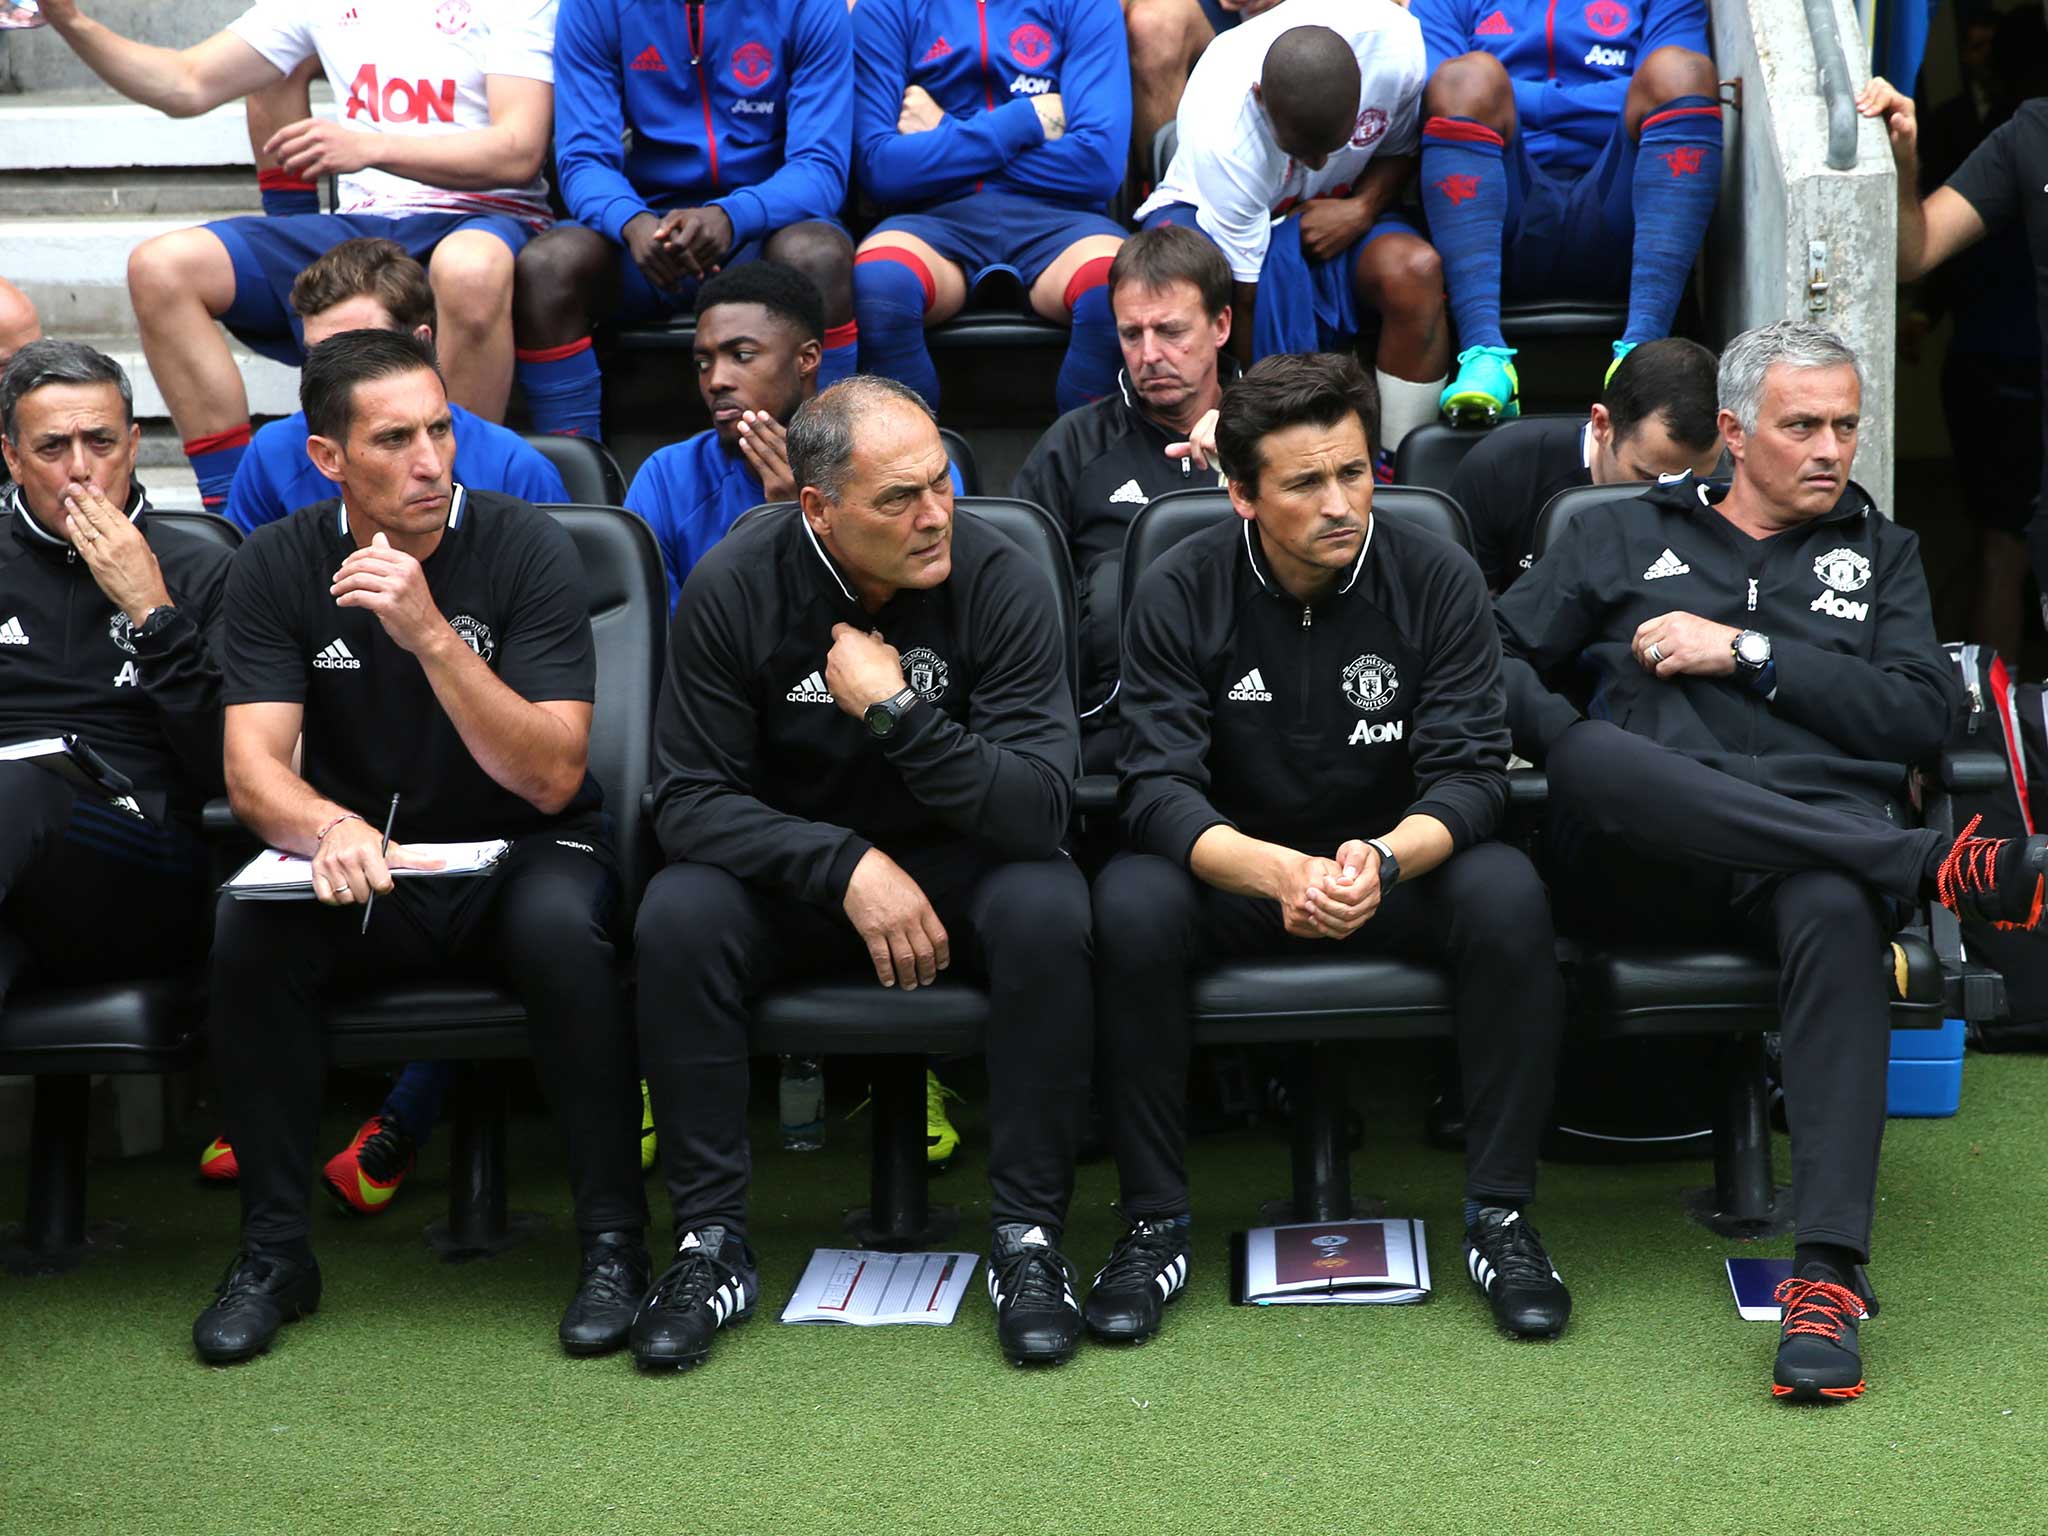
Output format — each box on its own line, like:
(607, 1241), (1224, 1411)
(694, 259), (826, 343)
(0, 339), (134, 441)
(1603, 336), (1720, 450)
(787, 375), (935, 502)
(301, 328), (445, 444)
(1108, 224), (1232, 322)
(290, 237), (436, 334)
(1260, 26), (1362, 156)
(1215, 352), (1379, 495)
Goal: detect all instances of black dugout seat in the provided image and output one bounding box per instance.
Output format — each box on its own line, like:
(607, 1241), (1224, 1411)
(0, 511), (241, 1273)
(318, 506), (665, 1256)
(523, 434), (627, 506)
(714, 499), (1074, 1246)
(1391, 413), (1583, 496)
(1112, 486), (1477, 1219)
(1528, 481), (1961, 1234)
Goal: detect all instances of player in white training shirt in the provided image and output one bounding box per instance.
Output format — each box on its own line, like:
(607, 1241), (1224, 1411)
(34, 1), (556, 511)
(1136, 0), (1448, 462)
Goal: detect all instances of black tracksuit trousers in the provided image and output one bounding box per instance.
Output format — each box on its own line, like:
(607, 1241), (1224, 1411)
(208, 828), (647, 1248)
(1093, 839), (1564, 1217)
(0, 765), (209, 1004)
(1543, 720), (1950, 1261)
(636, 845), (1093, 1243)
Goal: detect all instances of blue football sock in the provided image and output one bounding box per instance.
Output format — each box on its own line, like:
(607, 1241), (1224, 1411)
(1627, 97), (1722, 343)
(515, 337), (604, 439)
(819, 321), (858, 389)
(379, 1061), (451, 1148)
(1422, 117), (1509, 352)
(183, 425), (251, 512)
(853, 251), (941, 407)
(257, 170), (320, 218)
(1055, 261), (1120, 415)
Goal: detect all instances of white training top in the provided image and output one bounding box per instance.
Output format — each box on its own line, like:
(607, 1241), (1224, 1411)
(229, 0), (557, 224)
(1134, 0), (1425, 282)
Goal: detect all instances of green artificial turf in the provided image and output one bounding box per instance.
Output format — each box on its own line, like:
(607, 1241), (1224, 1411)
(3, 1046), (2046, 1536)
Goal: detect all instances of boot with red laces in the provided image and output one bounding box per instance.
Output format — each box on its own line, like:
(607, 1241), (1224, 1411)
(1772, 1266), (1869, 1403)
(1936, 814), (2048, 931)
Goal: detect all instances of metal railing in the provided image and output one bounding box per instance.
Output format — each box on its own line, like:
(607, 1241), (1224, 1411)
(1801, 0), (1861, 170)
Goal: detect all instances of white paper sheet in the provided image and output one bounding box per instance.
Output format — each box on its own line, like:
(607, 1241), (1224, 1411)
(780, 1248), (977, 1326)
(223, 840), (509, 899)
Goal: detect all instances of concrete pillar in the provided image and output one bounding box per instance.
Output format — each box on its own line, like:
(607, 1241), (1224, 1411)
(1707, 0), (1898, 514)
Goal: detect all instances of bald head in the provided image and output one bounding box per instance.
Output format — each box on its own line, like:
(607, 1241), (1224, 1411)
(1259, 26), (1361, 167)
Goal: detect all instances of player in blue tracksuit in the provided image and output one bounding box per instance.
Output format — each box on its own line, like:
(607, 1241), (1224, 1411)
(225, 239), (567, 534)
(513, 0), (858, 441)
(628, 263), (964, 611)
(1411, 0), (1720, 422)
(850, 0), (1132, 415)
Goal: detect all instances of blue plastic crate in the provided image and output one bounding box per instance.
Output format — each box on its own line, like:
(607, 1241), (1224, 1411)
(1890, 1017), (1966, 1061)
(1887, 1057), (1963, 1117)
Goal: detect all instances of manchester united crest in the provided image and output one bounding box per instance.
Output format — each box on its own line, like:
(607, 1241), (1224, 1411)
(1812, 548), (1871, 593)
(1342, 653), (1398, 714)
(902, 646), (950, 703)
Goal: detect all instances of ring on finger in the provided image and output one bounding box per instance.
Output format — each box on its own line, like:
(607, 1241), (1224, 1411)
(1647, 641), (1664, 664)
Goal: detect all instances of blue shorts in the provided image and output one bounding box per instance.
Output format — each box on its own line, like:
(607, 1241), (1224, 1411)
(1498, 116), (1638, 298)
(866, 189), (1126, 295)
(1142, 201), (1420, 351)
(206, 210), (537, 365)
(601, 214), (852, 325)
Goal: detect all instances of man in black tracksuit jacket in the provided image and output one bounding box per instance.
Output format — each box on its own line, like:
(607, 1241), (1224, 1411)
(1087, 353), (1571, 1348)
(1496, 320), (2048, 1404)
(0, 341), (228, 1009)
(1012, 227), (1237, 769)
(635, 376), (1093, 1372)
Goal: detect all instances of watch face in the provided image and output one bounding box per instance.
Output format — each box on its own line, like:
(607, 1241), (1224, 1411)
(1737, 633), (1770, 666)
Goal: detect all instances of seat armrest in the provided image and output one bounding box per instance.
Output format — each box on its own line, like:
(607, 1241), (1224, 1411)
(203, 796), (241, 837)
(1506, 769), (1548, 808)
(1941, 749), (2010, 794)
(1073, 773), (1118, 820)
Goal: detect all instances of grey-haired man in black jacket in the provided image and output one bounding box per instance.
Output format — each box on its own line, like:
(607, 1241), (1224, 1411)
(1496, 319), (2048, 1405)
(1090, 352), (1571, 1349)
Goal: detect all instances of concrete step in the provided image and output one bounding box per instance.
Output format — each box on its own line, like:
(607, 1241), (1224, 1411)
(0, 170), (259, 219)
(2, 213), (237, 332)
(135, 462), (203, 513)
(0, 90), (334, 172)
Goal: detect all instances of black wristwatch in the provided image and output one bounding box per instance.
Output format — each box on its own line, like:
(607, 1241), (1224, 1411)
(863, 686), (919, 739)
(1366, 837), (1400, 893)
(132, 604), (179, 643)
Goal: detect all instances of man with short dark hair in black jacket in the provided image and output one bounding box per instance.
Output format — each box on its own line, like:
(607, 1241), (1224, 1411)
(635, 375), (1094, 1372)
(1091, 351), (1571, 1347)
(1496, 319), (2048, 1405)
(1448, 335), (1723, 592)
(0, 339), (228, 1011)
(1013, 225), (1235, 768)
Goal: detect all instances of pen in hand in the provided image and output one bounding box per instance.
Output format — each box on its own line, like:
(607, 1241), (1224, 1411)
(361, 792), (399, 937)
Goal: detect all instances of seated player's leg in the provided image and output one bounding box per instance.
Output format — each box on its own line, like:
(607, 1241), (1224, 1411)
(1614, 47), (1721, 373)
(478, 837), (649, 1355)
(1371, 841), (1569, 1337)
(853, 229), (970, 408)
(428, 227), (520, 424)
(1420, 51), (1521, 423)
(512, 224), (623, 439)
(124, 228), (251, 512)
(763, 220), (858, 388)
(631, 862), (856, 1369)
(960, 854), (1095, 1366)
(1124, 0), (1215, 186)
(1349, 227), (1450, 463)
(1085, 851), (1205, 1345)
(1029, 232), (1127, 414)
(1756, 869), (1890, 1402)
(320, 1060), (450, 1215)
(248, 57), (322, 218)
